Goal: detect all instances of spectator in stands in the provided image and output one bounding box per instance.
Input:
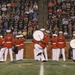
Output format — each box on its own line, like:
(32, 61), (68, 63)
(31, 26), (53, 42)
(22, 28), (27, 39)
(13, 28), (18, 38)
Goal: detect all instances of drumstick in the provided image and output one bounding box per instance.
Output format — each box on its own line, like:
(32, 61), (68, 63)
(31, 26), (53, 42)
(38, 35), (42, 41)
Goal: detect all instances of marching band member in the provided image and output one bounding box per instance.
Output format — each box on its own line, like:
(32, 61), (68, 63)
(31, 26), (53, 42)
(57, 31), (66, 61)
(32, 38), (39, 61)
(44, 30), (50, 61)
(19, 35), (25, 60)
(4, 30), (14, 62)
(0, 35), (7, 62)
(34, 30), (46, 61)
(0, 35), (6, 62)
(50, 34), (58, 61)
(14, 35), (21, 61)
(68, 31), (75, 59)
(71, 33), (75, 61)
(34, 28), (49, 62)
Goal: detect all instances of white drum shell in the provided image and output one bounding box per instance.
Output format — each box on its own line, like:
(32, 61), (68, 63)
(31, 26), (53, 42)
(70, 39), (75, 49)
(33, 30), (44, 41)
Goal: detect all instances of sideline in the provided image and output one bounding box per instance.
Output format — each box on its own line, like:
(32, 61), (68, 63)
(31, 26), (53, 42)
(39, 63), (44, 75)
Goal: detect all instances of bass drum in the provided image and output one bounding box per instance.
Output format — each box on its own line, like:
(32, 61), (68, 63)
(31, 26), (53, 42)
(33, 30), (44, 41)
(70, 39), (75, 49)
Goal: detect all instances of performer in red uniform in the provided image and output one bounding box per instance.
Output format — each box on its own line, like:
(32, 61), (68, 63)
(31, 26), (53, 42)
(19, 35), (25, 60)
(71, 33), (75, 61)
(57, 31), (66, 61)
(14, 35), (21, 61)
(0, 35), (6, 61)
(34, 28), (50, 61)
(32, 38), (39, 61)
(50, 34), (58, 61)
(43, 30), (50, 61)
(4, 30), (14, 62)
(0, 35), (5, 61)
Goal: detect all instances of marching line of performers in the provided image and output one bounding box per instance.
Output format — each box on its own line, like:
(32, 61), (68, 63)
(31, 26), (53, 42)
(0, 30), (25, 63)
(0, 28), (75, 63)
(32, 28), (75, 62)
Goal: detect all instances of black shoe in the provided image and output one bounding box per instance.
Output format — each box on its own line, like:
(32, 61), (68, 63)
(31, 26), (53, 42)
(0, 61), (4, 63)
(73, 60), (75, 62)
(9, 61), (15, 63)
(42, 60), (46, 62)
(68, 57), (71, 59)
(20, 59), (23, 61)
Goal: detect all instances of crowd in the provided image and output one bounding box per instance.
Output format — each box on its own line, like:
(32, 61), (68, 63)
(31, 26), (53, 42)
(46, 0), (75, 40)
(1, 0), (75, 40)
(0, 0), (38, 39)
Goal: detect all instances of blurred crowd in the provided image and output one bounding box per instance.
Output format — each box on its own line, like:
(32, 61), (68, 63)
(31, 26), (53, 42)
(46, 0), (75, 40)
(1, 0), (75, 41)
(0, 0), (38, 39)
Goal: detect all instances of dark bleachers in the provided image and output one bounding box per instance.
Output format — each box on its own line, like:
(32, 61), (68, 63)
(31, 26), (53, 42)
(0, 0), (38, 39)
(47, 0), (75, 41)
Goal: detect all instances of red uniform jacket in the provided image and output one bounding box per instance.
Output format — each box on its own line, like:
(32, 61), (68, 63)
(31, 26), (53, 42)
(14, 39), (21, 50)
(50, 37), (57, 48)
(19, 38), (25, 49)
(57, 35), (66, 48)
(32, 39), (39, 44)
(4, 34), (14, 48)
(39, 34), (50, 49)
(2, 41), (7, 48)
(0, 37), (3, 45)
(32, 39), (39, 48)
(0, 37), (6, 48)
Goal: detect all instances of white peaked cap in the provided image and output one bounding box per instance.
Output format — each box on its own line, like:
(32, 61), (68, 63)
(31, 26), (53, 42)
(46, 30), (50, 33)
(59, 31), (63, 34)
(73, 34), (75, 36)
(53, 34), (57, 36)
(16, 35), (20, 38)
(40, 28), (45, 31)
(0, 35), (3, 38)
(6, 30), (11, 32)
(19, 35), (23, 37)
(73, 31), (75, 34)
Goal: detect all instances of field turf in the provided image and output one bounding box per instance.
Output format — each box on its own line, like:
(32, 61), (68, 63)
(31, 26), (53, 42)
(0, 59), (75, 75)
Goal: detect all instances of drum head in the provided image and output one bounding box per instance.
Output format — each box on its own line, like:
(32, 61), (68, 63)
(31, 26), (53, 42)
(70, 39), (75, 49)
(33, 30), (44, 41)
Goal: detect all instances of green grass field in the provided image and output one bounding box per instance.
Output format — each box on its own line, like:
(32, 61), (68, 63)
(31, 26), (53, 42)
(0, 59), (75, 75)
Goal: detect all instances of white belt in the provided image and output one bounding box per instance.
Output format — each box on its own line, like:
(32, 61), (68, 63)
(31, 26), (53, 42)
(53, 43), (56, 44)
(58, 42), (64, 44)
(16, 45), (20, 46)
(6, 42), (11, 43)
(20, 44), (24, 45)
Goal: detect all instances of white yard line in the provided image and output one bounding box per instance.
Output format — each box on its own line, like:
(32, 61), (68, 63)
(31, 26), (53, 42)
(39, 63), (44, 75)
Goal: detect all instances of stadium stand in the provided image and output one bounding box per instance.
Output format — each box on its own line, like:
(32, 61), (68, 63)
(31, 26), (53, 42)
(47, 0), (75, 41)
(0, 0), (38, 39)
(0, 0), (75, 41)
